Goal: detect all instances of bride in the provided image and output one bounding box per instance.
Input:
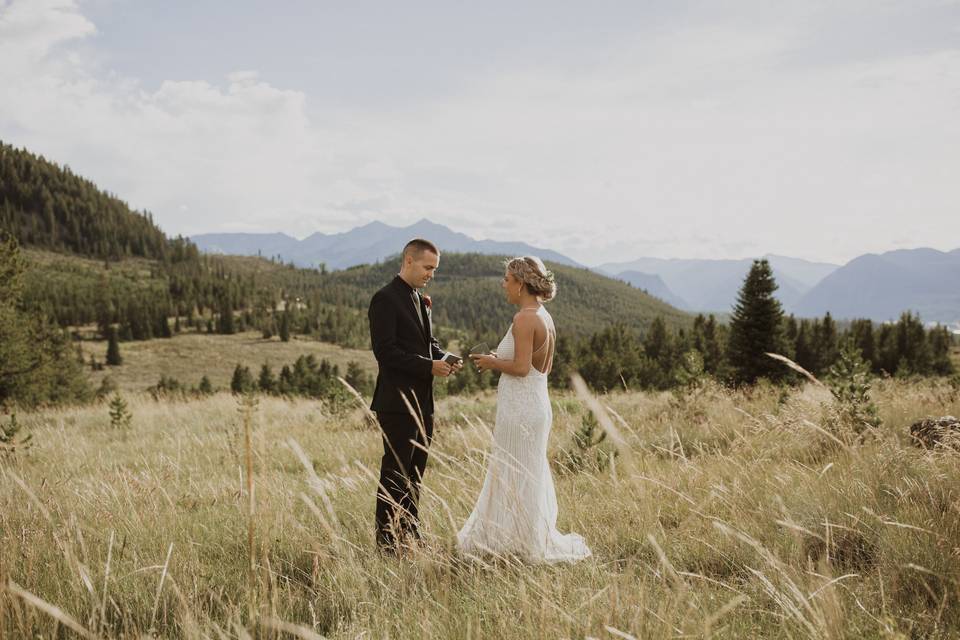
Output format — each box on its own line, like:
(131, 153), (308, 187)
(458, 256), (591, 564)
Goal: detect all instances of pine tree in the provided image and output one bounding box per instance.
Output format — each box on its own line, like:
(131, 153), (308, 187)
(157, 312), (172, 338)
(279, 309), (291, 342)
(692, 314), (724, 377)
(344, 360), (370, 395)
(827, 340), (881, 439)
(218, 297), (235, 335)
(258, 364), (277, 394)
(108, 393), (132, 429)
(929, 325), (955, 376)
(849, 319), (877, 371)
(230, 364), (254, 394)
(727, 259), (787, 385)
(794, 322), (815, 373)
(642, 316), (675, 389)
(813, 312), (839, 374)
(197, 375), (214, 395)
(896, 312), (932, 375)
(105, 325), (122, 366)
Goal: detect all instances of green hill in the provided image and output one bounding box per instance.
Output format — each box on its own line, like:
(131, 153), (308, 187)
(303, 252), (691, 337)
(0, 141), (190, 260)
(1, 139), (689, 344)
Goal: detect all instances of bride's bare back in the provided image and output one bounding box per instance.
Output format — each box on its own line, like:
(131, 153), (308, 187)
(525, 308), (555, 375)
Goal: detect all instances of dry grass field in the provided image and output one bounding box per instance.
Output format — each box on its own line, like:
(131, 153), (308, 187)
(77, 331), (377, 393)
(2, 376), (960, 638)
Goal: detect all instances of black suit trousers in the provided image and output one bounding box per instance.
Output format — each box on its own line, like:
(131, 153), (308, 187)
(374, 410), (434, 546)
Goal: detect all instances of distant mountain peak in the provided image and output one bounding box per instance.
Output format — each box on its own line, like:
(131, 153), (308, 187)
(406, 218), (453, 233)
(357, 220), (390, 231)
(191, 218), (583, 271)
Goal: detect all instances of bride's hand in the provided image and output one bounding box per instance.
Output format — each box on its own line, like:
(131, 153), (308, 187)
(470, 353), (497, 373)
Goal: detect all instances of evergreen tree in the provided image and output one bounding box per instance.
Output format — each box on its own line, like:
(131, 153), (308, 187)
(278, 364), (294, 395)
(896, 312), (932, 375)
(727, 259), (787, 385)
(230, 364), (254, 394)
(108, 394), (132, 429)
(156, 312), (172, 338)
(794, 322), (815, 373)
(783, 315), (799, 356)
(258, 364), (277, 394)
(827, 340), (881, 438)
(813, 312), (839, 374)
(279, 308), (291, 342)
(692, 314), (724, 377)
(344, 360), (372, 395)
(197, 375), (214, 395)
(849, 319), (876, 371)
(929, 325), (955, 376)
(218, 297), (235, 335)
(0, 231), (89, 406)
(642, 316), (676, 389)
(105, 326), (122, 366)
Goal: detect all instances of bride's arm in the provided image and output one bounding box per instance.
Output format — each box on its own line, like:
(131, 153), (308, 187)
(484, 313), (535, 377)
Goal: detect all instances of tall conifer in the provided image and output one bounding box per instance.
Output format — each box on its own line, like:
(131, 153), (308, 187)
(727, 259), (786, 384)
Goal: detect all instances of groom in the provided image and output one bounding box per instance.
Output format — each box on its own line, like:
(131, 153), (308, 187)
(368, 238), (460, 550)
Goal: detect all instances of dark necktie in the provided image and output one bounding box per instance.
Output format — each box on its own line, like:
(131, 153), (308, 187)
(411, 290), (424, 329)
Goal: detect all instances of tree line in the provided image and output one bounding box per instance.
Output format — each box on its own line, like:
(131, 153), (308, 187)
(551, 260), (955, 392)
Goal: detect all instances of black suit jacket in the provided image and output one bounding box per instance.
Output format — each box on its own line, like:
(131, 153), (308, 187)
(368, 276), (446, 415)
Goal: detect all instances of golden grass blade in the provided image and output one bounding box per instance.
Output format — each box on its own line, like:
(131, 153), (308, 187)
(702, 594), (749, 637)
(765, 352), (825, 387)
(336, 375), (377, 425)
(149, 542), (174, 630)
(5, 581), (100, 640)
(98, 530), (114, 634)
(261, 616), (329, 639)
(647, 533), (687, 593)
(570, 373), (629, 453)
(605, 625), (638, 640)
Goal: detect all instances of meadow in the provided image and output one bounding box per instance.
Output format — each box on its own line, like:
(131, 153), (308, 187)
(78, 330), (377, 393)
(3, 374), (960, 639)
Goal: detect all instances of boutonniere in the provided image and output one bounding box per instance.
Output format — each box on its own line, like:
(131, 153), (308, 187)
(422, 294), (432, 312)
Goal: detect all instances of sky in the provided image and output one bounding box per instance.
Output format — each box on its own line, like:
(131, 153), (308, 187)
(1, 0), (958, 266)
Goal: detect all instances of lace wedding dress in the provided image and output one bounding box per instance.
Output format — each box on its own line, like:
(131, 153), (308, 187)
(457, 306), (591, 563)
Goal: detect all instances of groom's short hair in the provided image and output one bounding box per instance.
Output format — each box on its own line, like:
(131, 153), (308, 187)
(403, 238), (439, 260)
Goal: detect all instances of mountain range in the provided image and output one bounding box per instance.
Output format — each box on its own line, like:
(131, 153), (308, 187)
(790, 248), (960, 323)
(601, 249), (960, 324)
(192, 220), (959, 324)
(598, 255), (840, 313)
(191, 219), (581, 270)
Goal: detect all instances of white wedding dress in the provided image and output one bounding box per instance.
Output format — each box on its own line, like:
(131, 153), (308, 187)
(457, 306), (591, 563)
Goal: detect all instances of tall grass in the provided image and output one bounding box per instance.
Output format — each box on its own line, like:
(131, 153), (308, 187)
(2, 378), (959, 638)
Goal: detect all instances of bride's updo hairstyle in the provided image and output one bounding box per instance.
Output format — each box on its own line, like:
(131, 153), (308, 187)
(505, 256), (557, 302)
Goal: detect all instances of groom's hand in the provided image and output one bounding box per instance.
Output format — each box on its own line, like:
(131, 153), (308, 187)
(431, 360), (454, 377)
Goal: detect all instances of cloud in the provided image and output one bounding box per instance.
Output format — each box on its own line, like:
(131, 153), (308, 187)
(0, 0), (95, 58)
(0, 0), (329, 236)
(1, 0), (958, 265)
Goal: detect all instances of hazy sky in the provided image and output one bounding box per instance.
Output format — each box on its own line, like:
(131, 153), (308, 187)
(1, 0), (958, 266)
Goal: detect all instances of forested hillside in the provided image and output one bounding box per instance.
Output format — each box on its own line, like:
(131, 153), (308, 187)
(0, 141), (954, 409)
(311, 253), (691, 337)
(0, 142), (179, 260)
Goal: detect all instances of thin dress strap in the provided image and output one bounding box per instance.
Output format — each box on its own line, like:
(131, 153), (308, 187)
(531, 308), (555, 374)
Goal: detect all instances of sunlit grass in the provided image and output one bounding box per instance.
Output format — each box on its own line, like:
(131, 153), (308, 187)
(2, 378), (959, 638)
